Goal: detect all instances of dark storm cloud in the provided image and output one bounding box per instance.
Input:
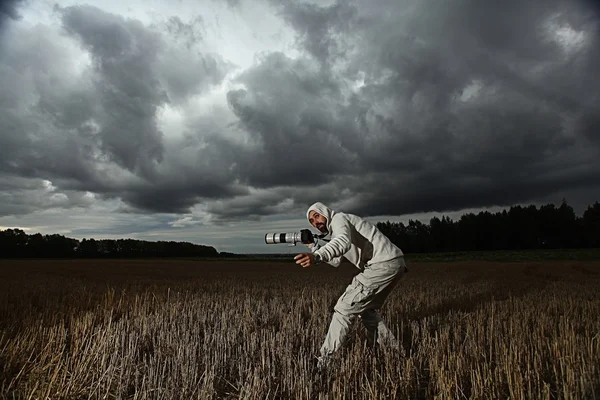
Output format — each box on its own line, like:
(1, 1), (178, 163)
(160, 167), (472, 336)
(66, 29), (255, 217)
(277, 1), (357, 65)
(225, 52), (362, 187)
(111, 176), (249, 214)
(0, 0), (24, 25)
(215, 0), (600, 220)
(0, 4), (234, 216)
(0, 175), (95, 216)
(2, 0), (600, 224)
(204, 183), (346, 222)
(0, 22), (102, 188)
(58, 4), (172, 178)
(158, 15), (231, 104)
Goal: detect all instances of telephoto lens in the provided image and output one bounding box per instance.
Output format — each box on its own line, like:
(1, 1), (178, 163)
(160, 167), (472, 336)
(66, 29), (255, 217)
(264, 232), (302, 244)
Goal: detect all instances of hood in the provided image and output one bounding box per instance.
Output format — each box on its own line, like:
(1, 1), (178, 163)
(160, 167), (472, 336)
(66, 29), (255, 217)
(306, 202), (336, 233)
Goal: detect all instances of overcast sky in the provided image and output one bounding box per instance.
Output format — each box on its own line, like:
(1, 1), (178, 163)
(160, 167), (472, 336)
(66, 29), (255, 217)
(1, 0), (599, 254)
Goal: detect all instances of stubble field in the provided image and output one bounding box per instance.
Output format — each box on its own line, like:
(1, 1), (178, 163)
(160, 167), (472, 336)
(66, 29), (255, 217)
(0, 258), (599, 399)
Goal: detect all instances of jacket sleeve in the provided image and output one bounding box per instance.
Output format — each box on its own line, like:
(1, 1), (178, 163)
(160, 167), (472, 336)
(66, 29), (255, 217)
(314, 214), (352, 262)
(309, 242), (343, 267)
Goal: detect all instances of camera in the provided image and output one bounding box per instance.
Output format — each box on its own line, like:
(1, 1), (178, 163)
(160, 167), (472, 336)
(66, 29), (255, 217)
(264, 229), (325, 245)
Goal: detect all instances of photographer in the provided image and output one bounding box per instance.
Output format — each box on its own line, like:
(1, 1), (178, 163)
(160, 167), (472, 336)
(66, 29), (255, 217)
(294, 202), (408, 371)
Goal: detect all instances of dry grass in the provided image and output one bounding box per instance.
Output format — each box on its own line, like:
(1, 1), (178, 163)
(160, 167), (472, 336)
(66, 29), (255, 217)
(0, 258), (599, 399)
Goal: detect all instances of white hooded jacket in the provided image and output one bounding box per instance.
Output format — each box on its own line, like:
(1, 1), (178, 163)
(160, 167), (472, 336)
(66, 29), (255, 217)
(306, 202), (404, 269)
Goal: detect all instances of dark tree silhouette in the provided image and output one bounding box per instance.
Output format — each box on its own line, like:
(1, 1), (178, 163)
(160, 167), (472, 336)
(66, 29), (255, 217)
(582, 202), (600, 248)
(376, 199), (600, 253)
(0, 230), (218, 258)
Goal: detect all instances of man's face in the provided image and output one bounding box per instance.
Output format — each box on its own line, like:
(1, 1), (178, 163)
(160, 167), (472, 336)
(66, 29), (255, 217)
(308, 210), (328, 233)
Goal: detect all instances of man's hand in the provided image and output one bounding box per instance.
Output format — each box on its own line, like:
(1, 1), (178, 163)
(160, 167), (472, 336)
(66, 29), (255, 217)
(294, 253), (316, 268)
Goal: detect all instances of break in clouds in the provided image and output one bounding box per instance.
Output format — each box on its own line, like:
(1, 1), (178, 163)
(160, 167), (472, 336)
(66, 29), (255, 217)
(1, 0), (599, 235)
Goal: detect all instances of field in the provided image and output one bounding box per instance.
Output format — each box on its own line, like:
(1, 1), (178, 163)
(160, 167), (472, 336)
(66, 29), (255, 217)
(0, 257), (599, 399)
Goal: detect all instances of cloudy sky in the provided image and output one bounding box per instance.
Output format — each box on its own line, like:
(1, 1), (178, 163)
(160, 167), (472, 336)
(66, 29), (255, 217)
(1, 0), (599, 254)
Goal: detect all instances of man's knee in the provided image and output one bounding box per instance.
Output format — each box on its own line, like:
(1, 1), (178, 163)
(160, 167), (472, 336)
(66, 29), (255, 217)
(333, 298), (356, 317)
(328, 308), (355, 333)
(333, 290), (371, 316)
(336, 279), (379, 315)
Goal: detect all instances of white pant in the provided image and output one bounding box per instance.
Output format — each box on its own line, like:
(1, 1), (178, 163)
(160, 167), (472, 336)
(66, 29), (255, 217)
(320, 257), (407, 359)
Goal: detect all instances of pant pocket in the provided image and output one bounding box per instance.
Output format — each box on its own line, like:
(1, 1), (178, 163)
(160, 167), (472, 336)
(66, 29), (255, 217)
(344, 280), (377, 307)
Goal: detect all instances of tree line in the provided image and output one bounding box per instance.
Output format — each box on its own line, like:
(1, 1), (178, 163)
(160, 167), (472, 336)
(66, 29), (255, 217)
(376, 200), (600, 253)
(1, 200), (598, 258)
(0, 230), (219, 258)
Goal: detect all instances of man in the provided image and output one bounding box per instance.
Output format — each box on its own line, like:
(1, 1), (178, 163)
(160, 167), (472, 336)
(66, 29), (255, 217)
(294, 201), (408, 370)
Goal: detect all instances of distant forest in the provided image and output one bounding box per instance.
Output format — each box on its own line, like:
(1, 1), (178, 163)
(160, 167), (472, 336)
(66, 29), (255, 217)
(377, 200), (600, 253)
(0, 231), (219, 258)
(0, 200), (599, 258)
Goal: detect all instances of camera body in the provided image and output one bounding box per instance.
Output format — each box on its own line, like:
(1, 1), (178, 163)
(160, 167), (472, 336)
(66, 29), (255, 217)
(264, 229), (324, 245)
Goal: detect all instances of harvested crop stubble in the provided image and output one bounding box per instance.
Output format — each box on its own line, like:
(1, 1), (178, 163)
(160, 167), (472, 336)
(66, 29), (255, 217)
(0, 258), (599, 399)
